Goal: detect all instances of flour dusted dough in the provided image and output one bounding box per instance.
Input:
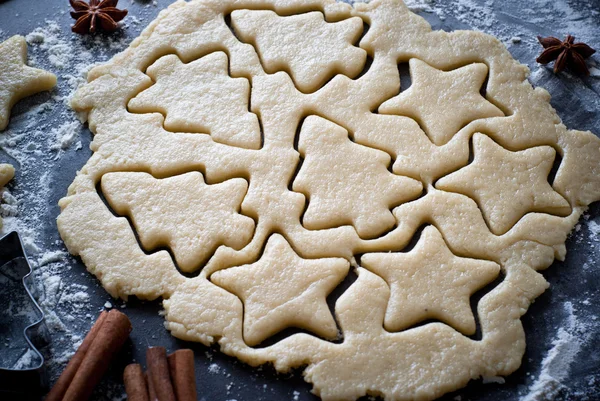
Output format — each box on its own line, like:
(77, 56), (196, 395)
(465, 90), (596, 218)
(58, 0), (600, 400)
(0, 36), (56, 131)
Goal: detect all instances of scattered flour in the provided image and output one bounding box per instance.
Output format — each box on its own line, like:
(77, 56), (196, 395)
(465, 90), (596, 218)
(12, 348), (42, 370)
(49, 121), (83, 154)
(520, 302), (596, 401)
(588, 220), (600, 238)
(208, 363), (221, 374)
(0, 10), (131, 386)
(26, 21), (75, 70)
(38, 250), (67, 266)
(403, 0), (435, 12)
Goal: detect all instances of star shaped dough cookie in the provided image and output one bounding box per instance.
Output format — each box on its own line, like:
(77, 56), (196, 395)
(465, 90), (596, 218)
(211, 234), (349, 346)
(361, 226), (500, 335)
(436, 133), (571, 234)
(0, 36), (56, 131)
(379, 58), (504, 145)
(101, 171), (255, 273)
(292, 116), (423, 239)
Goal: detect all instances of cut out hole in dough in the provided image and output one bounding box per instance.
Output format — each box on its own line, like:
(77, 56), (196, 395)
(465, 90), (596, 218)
(101, 171), (255, 273)
(435, 133), (571, 235)
(211, 234), (349, 346)
(379, 59), (505, 146)
(231, 9), (367, 92)
(129, 52), (262, 150)
(362, 226), (500, 335)
(292, 116), (423, 239)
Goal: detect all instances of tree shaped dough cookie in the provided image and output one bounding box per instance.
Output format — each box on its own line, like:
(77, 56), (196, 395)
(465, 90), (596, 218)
(0, 36), (56, 131)
(436, 134), (571, 234)
(101, 172), (255, 273)
(231, 10), (366, 92)
(292, 116), (423, 239)
(362, 226), (500, 334)
(128, 52), (261, 149)
(379, 59), (504, 145)
(211, 234), (349, 346)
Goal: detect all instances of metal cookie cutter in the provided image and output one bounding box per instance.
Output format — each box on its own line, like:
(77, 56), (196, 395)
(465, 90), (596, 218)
(0, 231), (50, 399)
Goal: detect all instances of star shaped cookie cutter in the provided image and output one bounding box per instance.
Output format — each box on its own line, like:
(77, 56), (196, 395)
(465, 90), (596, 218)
(0, 231), (49, 398)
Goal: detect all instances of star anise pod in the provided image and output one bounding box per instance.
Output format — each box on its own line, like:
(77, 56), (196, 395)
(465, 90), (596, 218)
(536, 35), (596, 76)
(70, 0), (128, 34)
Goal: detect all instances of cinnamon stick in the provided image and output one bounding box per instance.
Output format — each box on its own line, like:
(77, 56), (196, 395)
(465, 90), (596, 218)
(45, 310), (109, 401)
(167, 350), (196, 401)
(124, 364), (149, 401)
(62, 309), (132, 401)
(146, 372), (157, 401)
(146, 347), (176, 401)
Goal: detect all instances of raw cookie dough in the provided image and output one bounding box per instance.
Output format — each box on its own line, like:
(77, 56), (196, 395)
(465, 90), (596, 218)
(0, 36), (56, 131)
(0, 164), (15, 230)
(58, 0), (600, 400)
(436, 133), (571, 234)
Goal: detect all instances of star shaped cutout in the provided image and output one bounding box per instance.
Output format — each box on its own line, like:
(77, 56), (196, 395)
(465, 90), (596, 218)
(0, 36), (56, 131)
(210, 234), (349, 346)
(379, 58), (504, 145)
(436, 133), (571, 234)
(361, 226), (500, 335)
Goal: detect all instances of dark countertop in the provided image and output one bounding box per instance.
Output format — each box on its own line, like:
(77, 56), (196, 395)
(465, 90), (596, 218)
(0, 1), (599, 400)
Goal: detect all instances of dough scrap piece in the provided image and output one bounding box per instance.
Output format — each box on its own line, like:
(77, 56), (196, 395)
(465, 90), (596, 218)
(129, 52), (261, 149)
(436, 133), (571, 235)
(58, 0), (600, 400)
(101, 172), (255, 273)
(211, 234), (349, 346)
(293, 116), (423, 238)
(231, 9), (366, 92)
(380, 59), (504, 146)
(0, 36), (56, 131)
(0, 164), (15, 230)
(361, 225), (500, 335)
(0, 164), (14, 188)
